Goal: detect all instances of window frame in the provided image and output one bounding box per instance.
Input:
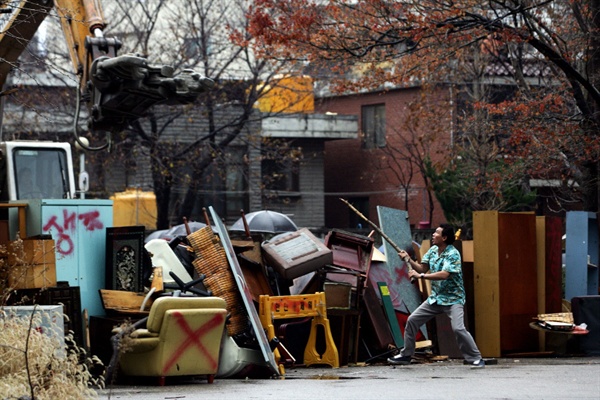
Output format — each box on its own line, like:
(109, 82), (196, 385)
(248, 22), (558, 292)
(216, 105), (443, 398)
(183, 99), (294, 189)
(361, 103), (387, 149)
(262, 157), (301, 194)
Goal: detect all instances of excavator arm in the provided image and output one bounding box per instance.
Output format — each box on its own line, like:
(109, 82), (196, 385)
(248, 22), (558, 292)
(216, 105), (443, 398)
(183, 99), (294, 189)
(0, 0), (213, 143)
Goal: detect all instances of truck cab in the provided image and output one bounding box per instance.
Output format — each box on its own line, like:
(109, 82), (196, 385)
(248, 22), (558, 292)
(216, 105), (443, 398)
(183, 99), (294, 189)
(0, 141), (76, 201)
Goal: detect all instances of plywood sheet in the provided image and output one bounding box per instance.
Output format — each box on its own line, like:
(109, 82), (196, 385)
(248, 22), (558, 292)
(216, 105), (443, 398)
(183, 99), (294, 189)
(474, 211), (540, 357)
(377, 206), (422, 315)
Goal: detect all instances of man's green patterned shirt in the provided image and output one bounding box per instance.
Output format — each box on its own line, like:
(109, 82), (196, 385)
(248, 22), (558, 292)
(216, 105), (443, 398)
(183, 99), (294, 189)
(421, 244), (466, 306)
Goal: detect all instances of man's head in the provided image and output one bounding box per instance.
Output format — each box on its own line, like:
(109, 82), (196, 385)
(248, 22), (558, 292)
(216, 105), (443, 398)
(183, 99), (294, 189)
(439, 223), (455, 245)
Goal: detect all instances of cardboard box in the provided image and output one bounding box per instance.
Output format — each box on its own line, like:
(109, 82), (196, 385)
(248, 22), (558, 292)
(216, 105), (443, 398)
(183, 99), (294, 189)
(7, 239), (56, 265)
(8, 263), (57, 289)
(6, 239), (56, 289)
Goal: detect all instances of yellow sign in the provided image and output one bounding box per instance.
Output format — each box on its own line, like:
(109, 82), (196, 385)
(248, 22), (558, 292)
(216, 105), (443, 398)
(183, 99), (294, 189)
(380, 285), (390, 296)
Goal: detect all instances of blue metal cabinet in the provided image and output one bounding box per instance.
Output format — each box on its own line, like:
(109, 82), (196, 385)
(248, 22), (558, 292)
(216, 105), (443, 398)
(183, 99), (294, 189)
(565, 211), (599, 301)
(12, 199), (113, 317)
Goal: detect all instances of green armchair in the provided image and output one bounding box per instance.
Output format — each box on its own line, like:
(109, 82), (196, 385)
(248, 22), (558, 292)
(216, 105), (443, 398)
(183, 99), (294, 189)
(117, 296), (228, 385)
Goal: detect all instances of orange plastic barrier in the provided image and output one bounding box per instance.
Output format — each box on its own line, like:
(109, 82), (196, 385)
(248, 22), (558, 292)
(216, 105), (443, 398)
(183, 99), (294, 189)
(259, 292), (339, 370)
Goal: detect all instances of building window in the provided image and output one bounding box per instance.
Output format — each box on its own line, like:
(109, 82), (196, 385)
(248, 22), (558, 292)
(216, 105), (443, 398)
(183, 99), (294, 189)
(262, 158), (300, 193)
(189, 147), (248, 223)
(361, 104), (386, 148)
(183, 37), (211, 62)
(225, 163), (247, 220)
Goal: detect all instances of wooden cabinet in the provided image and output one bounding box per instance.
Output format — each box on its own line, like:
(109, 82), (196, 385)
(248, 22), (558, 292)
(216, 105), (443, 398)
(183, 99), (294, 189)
(536, 216), (564, 316)
(473, 211), (539, 357)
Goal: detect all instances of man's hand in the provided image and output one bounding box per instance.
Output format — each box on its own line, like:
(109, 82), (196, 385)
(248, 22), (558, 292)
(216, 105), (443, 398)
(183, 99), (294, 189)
(408, 269), (421, 281)
(398, 250), (410, 262)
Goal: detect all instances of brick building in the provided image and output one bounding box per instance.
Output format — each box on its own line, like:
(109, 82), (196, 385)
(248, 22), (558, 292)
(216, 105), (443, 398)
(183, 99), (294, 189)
(316, 86), (450, 230)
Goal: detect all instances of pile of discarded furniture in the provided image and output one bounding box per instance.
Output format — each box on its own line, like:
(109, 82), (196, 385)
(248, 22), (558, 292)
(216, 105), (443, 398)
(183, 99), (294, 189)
(100, 207), (427, 385)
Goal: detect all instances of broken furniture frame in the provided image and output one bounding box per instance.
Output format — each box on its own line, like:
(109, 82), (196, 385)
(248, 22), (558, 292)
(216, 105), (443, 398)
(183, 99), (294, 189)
(316, 265), (365, 365)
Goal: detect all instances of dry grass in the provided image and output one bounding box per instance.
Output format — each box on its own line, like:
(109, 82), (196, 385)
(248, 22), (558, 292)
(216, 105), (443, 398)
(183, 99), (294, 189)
(1, 240), (104, 399)
(0, 308), (105, 399)
(0, 308), (104, 399)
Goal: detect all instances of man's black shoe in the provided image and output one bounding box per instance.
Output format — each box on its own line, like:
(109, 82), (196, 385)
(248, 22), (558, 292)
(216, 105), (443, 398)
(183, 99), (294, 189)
(387, 354), (412, 365)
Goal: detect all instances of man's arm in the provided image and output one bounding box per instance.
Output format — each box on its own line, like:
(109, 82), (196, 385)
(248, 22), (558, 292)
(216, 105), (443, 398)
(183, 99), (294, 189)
(399, 249), (450, 281)
(418, 270), (450, 281)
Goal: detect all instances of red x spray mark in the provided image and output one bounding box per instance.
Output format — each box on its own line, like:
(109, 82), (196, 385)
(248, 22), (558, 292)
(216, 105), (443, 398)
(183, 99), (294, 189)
(162, 311), (224, 374)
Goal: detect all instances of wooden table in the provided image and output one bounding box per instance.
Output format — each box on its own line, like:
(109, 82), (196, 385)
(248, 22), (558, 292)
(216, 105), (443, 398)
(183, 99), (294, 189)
(529, 322), (589, 335)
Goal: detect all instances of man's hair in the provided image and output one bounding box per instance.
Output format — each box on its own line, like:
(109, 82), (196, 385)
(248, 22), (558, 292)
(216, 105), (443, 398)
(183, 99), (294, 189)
(439, 223), (455, 244)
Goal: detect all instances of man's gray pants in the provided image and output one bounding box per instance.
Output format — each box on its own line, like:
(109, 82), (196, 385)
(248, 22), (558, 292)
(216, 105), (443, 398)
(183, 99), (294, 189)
(401, 302), (482, 362)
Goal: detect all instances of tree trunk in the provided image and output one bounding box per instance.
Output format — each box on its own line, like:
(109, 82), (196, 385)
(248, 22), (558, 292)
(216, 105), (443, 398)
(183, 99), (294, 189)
(179, 180), (199, 223)
(583, 161), (599, 212)
(591, 0), (600, 212)
(154, 186), (171, 229)
(152, 153), (173, 230)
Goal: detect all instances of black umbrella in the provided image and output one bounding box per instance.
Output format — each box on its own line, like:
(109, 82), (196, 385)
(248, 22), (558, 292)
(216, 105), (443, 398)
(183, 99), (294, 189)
(165, 221), (211, 237)
(144, 221), (213, 243)
(230, 210), (298, 234)
(144, 229), (169, 243)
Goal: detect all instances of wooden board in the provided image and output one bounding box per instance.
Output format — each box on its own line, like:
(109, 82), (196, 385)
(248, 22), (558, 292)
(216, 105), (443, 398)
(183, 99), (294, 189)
(565, 212), (599, 299)
(535, 216), (564, 352)
(473, 211), (500, 357)
(99, 289), (152, 313)
(238, 254), (273, 302)
(361, 278), (395, 352)
(536, 216), (564, 315)
(498, 213), (539, 353)
(377, 282), (404, 347)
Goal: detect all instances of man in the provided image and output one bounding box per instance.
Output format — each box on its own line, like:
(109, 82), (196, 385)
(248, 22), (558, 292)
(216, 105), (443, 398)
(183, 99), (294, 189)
(388, 223), (485, 368)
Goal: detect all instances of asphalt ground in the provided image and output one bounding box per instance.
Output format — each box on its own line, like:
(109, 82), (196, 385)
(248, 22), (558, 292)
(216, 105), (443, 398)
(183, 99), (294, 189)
(97, 356), (600, 400)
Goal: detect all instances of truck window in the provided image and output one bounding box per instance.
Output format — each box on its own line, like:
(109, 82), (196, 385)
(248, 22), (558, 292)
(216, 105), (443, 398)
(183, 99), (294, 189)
(14, 148), (71, 200)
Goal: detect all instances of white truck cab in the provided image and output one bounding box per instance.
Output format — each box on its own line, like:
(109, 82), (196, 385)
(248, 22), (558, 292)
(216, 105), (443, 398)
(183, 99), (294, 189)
(0, 141), (76, 201)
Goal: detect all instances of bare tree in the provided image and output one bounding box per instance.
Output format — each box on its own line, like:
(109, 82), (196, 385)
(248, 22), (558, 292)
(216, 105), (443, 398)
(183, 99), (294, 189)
(93, 0), (303, 228)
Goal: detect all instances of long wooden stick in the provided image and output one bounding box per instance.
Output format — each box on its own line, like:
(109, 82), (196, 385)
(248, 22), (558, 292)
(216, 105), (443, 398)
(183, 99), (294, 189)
(340, 198), (415, 276)
(183, 216), (191, 235)
(240, 209), (252, 239)
(202, 207), (211, 226)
